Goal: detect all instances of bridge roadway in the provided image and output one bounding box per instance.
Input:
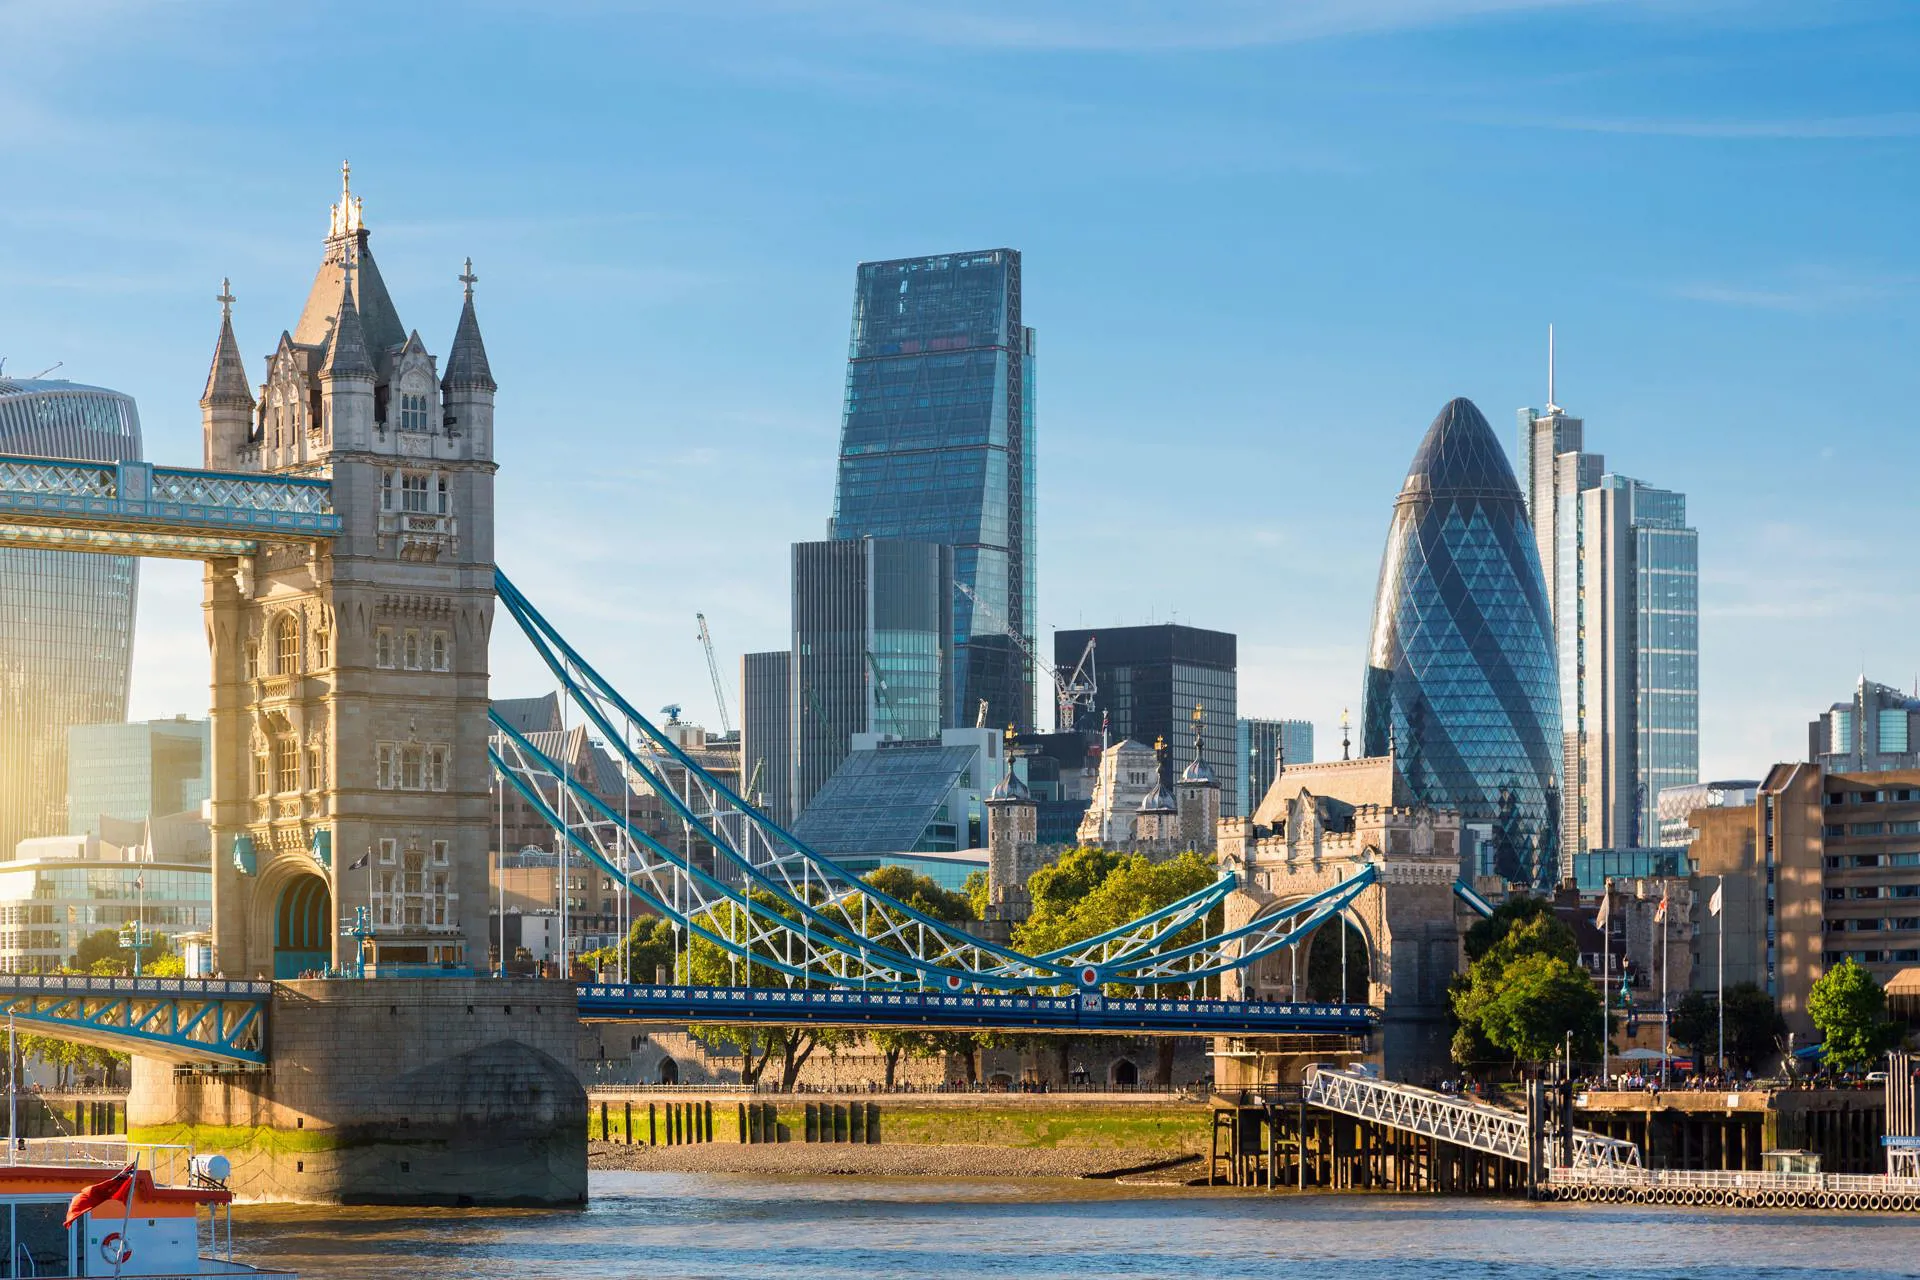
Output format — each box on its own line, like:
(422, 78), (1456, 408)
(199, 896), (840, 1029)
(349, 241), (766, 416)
(0, 974), (1374, 1067)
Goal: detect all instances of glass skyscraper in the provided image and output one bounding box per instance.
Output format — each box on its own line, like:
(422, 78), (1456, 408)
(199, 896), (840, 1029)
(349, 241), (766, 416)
(1362, 397), (1562, 887)
(1236, 717), (1315, 818)
(830, 249), (1036, 732)
(0, 379), (142, 861)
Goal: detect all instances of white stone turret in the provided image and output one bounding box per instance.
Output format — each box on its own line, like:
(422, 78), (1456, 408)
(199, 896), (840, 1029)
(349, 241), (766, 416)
(200, 280), (254, 467)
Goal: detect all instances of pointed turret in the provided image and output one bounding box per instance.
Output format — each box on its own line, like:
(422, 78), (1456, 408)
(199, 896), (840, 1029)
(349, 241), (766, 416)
(321, 276), (375, 380)
(443, 258), (497, 458)
(201, 280), (255, 466)
(321, 260), (376, 451)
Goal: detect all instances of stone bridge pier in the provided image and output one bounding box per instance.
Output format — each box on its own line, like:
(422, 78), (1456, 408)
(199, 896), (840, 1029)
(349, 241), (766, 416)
(1215, 760), (1476, 1085)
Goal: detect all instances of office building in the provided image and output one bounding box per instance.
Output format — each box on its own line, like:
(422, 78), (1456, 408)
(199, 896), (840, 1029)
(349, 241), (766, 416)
(1578, 476), (1700, 850)
(791, 726), (1002, 864)
(0, 836), (210, 974)
(0, 379), (142, 866)
(67, 717), (210, 835)
(1236, 717), (1314, 817)
(790, 539), (953, 819)
(1657, 779), (1759, 849)
(1520, 369), (1701, 868)
(1054, 624), (1238, 813)
(1686, 762), (1920, 1036)
(829, 249), (1036, 732)
(1811, 677), (1920, 773)
(1362, 398), (1562, 887)
(740, 651), (793, 822)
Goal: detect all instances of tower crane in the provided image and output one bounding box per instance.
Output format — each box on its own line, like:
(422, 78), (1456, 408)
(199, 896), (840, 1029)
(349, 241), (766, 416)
(695, 613), (734, 736)
(953, 581), (1098, 733)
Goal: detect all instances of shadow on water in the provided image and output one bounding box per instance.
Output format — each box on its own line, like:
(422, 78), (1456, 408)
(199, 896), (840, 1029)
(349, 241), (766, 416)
(233, 1173), (1920, 1280)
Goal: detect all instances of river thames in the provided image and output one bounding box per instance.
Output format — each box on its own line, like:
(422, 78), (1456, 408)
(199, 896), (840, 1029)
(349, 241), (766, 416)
(236, 1172), (1920, 1278)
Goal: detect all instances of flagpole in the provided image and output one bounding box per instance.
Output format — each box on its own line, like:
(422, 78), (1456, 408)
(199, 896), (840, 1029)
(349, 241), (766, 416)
(1717, 873), (1726, 1077)
(1660, 894), (1669, 1089)
(1600, 880), (1610, 1087)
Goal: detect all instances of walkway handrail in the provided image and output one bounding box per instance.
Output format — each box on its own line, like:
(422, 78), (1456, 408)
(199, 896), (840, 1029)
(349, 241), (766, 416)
(1303, 1067), (1642, 1170)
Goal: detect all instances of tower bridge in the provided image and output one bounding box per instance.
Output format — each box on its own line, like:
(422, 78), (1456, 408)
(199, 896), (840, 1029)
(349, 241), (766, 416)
(0, 169), (1445, 1204)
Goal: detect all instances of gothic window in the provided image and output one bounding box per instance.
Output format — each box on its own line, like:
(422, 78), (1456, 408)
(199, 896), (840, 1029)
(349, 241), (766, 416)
(403, 630), (422, 670)
(378, 838), (398, 864)
(400, 392), (430, 432)
(244, 640), (260, 682)
(430, 631), (449, 671)
(381, 471), (395, 512)
(401, 473), (429, 513)
(376, 744), (396, 789)
(427, 746), (450, 792)
(375, 628), (395, 668)
(436, 476), (450, 515)
(275, 615), (299, 674)
(274, 736), (299, 794)
(431, 840), (449, 866)
(252, 752), (270, 797)
(307, 743), (326, 791)
(312, 628), (331, 670)
(401, 745), (424, 791)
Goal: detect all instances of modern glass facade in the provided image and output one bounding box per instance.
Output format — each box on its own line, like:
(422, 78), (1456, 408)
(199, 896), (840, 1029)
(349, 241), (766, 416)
(740, 651), (793, 822)
(830, 249), (1036, 732)
(0, 859), (210, 973)
(1236, 717), (1315, 817)
(790, 539), (954, 818)
(1055, 624), (1238, 813)
(1362, 398), (1562, 887)
(67, 717), (210, 834)
(0, 379), (142, 863)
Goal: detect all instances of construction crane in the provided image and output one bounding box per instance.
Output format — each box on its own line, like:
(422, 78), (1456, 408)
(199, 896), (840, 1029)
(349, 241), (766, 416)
(695, 613), (734, 736)
(953, 581), (1098, 732)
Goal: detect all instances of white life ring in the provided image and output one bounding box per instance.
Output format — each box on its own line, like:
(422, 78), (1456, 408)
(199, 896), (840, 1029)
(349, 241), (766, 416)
(100, 1232), (133, 1267)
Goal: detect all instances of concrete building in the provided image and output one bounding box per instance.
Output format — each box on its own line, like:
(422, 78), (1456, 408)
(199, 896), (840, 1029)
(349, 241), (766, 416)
(1811, 677), (1920, 773)
(199, 168), (498, 977)
(1684, 761), (1920, 1036)
(1055, 624), (1238, 812)
(1657, 779), (1759, 849)
(830, 249), (1036, 732)
(0, 378), (143, 868)
(67, 717), (210, 835)
(1236, 717), (1314, 820)
(739, 651), (792, 821)
(790, 538), (954, 820)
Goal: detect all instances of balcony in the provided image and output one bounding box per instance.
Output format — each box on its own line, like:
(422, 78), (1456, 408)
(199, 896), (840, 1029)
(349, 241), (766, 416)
(377, 510), (458, 561)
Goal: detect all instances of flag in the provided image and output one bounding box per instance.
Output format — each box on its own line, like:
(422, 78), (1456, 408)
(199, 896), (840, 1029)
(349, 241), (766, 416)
(1654, 888), (1668, 924)
(64, 1164), (136, 1227)
(1595, 884), (1611, 931)
(347, 851), (371, 871)
(1709, 882), (1723, 917)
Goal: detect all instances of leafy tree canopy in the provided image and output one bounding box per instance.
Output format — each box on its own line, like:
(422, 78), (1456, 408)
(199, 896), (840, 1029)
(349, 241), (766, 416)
(1451, 909), (1597, 1071)
(1014, 849), (1218, 961)
(1668, 983), (1785, 1071)
(859, 865), (974, 924)
(1463, 896), (1561, 963)
(1808, 958), (1902, 1071)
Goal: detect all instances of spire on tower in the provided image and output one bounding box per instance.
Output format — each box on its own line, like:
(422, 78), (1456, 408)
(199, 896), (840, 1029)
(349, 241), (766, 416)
(321, 268), (374, 379)
(1545, 322), (1560, 414)
(201, 278), (253, 409)
(329, 159), (364, 239)
(445, 257), (496, 392)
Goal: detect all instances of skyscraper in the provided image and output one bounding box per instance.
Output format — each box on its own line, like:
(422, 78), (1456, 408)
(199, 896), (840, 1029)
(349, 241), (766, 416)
(830, 249), (1036, 732)
(68, 716), (211, 834)
(1055, 624), (1238, 812)
(739, 651), (793, 822)
(1362, 398), (1562, 886)
(1579, 475), (1700, 849)
(0, 378), (142, 861)
(1236, 717), (1314, 817)
(1810, 677), (1920, 773)
(789, 539), (954, 818)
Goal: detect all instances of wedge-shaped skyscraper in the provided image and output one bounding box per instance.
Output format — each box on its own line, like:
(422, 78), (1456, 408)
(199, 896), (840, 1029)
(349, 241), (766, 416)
(1362, 397), (1562, 887)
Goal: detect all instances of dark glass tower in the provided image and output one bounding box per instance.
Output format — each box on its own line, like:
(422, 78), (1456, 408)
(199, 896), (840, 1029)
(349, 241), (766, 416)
(1362, 398), (1562, 888)
(831, 249), (1036, 732)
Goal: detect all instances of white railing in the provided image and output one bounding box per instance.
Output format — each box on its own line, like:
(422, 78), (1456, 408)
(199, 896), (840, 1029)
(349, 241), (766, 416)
(15, 1138), (195, 1186)
(1303, 1067), (1642, 1170)
(1552, 1164), (1920, 1195)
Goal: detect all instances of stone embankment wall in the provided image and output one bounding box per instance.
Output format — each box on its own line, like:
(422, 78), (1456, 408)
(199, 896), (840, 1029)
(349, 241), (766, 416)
(130, 978), (586, 1206)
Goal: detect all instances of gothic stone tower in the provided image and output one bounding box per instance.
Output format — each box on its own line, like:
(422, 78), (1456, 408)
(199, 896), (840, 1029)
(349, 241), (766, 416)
(201, 167), (497, 978)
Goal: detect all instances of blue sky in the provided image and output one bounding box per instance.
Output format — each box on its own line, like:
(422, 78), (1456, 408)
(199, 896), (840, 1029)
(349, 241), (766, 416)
(4, 0), (1918, 779)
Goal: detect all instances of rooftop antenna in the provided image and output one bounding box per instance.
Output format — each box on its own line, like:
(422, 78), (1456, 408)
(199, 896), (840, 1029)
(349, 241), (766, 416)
(27, 362), (61, 380)
(1546, 323), (1559, 414)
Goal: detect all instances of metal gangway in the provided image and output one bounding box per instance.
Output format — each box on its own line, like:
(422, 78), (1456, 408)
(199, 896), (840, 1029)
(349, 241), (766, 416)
(1303, 1067), (1641, 1170)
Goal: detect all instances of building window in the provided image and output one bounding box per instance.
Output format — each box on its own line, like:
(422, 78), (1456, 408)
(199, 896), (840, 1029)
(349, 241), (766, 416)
(1881, 708), (1910, 755)
(275, 737), (299, 794)
(375, 628), (395, 668)
(376, 744), (396, 790)
(401, 472), (430, 513)
(244, 640), (260, 682)
(400, 393), (430, 432)
(253, 752), (270, 797)
(276, 615), (300, 674)
(381, 471), (395, 511)
(378, 838), (398, 865)
(427, 746), (450, 792)
(436, 476), (450, 515)
(401, 745), (424, 791)
(430, 631), (450, 671)
(312, 628), (330, 670)
(403, 630), (422, 670)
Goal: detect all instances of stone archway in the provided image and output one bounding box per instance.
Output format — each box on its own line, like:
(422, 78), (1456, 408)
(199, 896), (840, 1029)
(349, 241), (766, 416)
(273, 873), (332, 978)
(1305, 916), (1371, 1003)
(657, 1057), (678, 1085)
(1111, 1058), (1139, 1088)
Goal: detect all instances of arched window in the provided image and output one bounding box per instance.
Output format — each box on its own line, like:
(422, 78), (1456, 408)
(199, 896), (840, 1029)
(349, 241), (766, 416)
(276, 616), (299, 674)
(275, 736), (299, 793)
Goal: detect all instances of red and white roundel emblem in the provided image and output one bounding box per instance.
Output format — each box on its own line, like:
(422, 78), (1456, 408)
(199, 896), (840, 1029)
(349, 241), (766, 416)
(1081, 966), (1099, 986)
(945, 974), (963, 990)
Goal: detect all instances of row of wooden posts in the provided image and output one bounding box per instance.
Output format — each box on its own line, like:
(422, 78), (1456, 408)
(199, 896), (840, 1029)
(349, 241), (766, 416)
(591, 1098), (886, 1145)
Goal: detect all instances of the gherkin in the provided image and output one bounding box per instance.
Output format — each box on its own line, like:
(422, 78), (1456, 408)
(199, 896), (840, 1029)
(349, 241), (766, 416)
(1362, 397), (1562, 888)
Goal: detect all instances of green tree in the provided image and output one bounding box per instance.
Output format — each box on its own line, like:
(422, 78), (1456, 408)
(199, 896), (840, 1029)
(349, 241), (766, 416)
(864, 870), (976, 1086)
(962, 870), (989, 922)
(1014, 848), (1219, 978)
(72, 929), (169, 975)
(860, 865), (974, 924)
(1668, 983), (1785, 1071)
(1462, 896), (1559, 963)
(1808, 958), (1902, 1071)
(1450, 911), (1601, 1072)
(583, 916), (678, 983)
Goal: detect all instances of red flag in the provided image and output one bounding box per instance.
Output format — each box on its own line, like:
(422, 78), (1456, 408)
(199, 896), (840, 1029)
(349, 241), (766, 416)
(64, 1164), (136, 1228)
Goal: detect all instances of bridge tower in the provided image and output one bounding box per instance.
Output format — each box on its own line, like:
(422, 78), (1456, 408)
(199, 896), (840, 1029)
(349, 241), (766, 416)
(201, 165), (497, 979)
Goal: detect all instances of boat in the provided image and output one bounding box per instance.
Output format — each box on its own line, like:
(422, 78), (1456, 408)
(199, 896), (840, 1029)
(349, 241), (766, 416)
(0, 1139), (292, 1277)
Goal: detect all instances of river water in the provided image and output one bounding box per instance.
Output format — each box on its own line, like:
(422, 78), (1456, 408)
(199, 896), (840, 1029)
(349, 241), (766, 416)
(237, 1172), (1920, 1278)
